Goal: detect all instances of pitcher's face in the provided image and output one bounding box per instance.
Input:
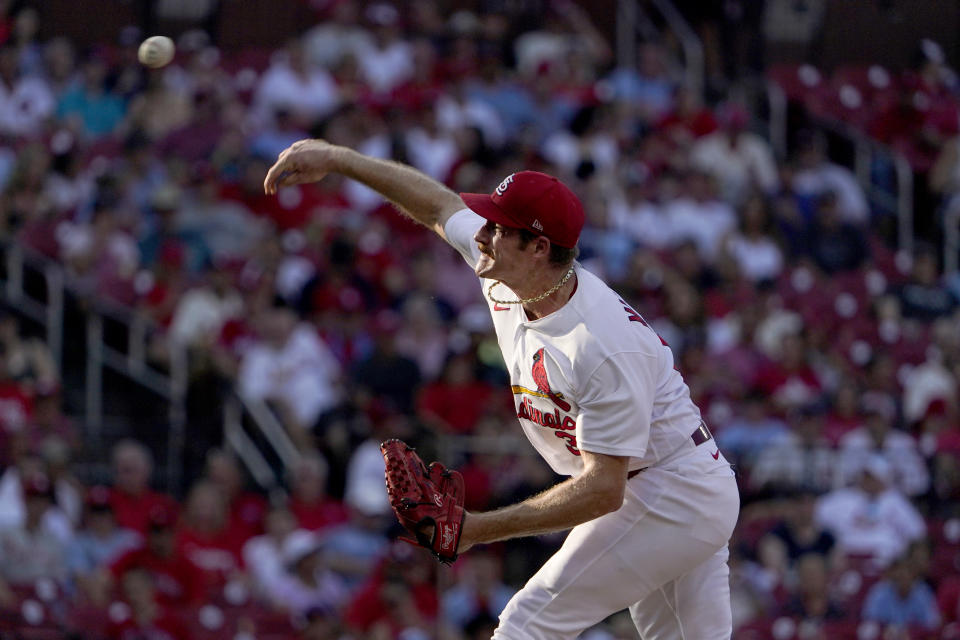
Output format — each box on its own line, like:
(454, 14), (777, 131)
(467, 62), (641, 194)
(473, 220), (534, 283)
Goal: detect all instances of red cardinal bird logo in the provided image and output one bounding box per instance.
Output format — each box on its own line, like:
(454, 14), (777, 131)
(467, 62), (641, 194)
(531, 348), (571, 411)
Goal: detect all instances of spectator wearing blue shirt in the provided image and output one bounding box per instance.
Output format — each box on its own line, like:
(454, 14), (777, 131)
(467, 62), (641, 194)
(605, 43), (675, 121)
(862, 553), (941, 630)
(56, 53), (126, 139)
(66, 486), (140, 601)
(715, 388), (789, 465)
(441, 549), (515, 629)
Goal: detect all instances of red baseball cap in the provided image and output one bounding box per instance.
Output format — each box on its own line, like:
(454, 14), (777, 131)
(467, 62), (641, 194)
(460, 171), (585, 249)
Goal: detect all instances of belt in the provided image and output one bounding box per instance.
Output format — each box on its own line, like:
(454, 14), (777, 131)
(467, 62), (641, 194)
(626, 422), (714, 479)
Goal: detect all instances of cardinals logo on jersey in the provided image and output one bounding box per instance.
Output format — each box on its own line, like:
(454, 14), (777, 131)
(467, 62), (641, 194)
(531, 348), (571, 411)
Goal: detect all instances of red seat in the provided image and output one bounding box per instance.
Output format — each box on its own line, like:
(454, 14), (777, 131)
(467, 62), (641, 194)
(768, 64), (824, 102)
(832, 64), (898, 96)
(16, 629), (67, 640)
(64, 603), (112, 640)
(804, 82), (875, 130)
(81, 135), (124, 166)
(834, 568), (882, 613)
(821, 620), (859, 640)
(832, 64), (902, 114)
(221, 47), (274, 74)
(734, 617), (774, 639)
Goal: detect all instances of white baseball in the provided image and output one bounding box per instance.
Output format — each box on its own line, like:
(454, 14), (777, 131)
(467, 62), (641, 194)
(138, 36), (175, 69)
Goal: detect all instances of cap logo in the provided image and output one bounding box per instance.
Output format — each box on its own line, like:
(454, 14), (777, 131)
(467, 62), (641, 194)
(532, 219), (543, 231)
(495, 174), (515, 197)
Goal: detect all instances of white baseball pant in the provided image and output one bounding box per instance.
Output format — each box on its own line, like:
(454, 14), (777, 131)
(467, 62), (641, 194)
(492, 443), (740, 640)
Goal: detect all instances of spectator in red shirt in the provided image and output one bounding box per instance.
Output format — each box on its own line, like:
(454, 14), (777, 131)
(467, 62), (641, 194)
(417, 352), (495, 434)
(108, 439), (179, 536)
(174, 479), (245, 597)
(108, 567), (191, 640)
(343, 542), (438, 637)
(938, 574), (960, 625)
(106, 503), (201, 606)
(0, 359), (31, 465)
(287, 453), (347, 532)
(824, 380), (865, 445)
(754, 331), (823, 412)
(656, 85), (718, 145)
(203, 448), (267, 542)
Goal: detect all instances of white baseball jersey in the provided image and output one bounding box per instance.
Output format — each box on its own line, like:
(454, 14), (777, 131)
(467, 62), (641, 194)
(444, 209), (704, 476)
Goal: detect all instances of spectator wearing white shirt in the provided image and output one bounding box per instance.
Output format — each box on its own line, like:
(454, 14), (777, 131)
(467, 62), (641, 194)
(0, 473), (69, 603)
(0, 453), (73, 546)
(0, 44), (54, 139)
(836, 399), (930, 497)
(722, 195), (784, 283)
(750, 404), (837, 495)
(356, 3), (414, 95)
(512, 4), (611, 79)
(168, 265), (243, 350)
(265, 530), (348, 617)
(690, 102), (779, 205)
(404, 103), (460, 182)
(243, 506), (303, 598)
(540, 105), (620, 176)
(791, 132), (869, 225)
(344, 439), (391, 520)
(436, 79), (506, 150)
(815, 456), (926, 567)
(302, 1), (375, 70)
(253, 40), (341, 128)
(238, 306), (342, 446)
(608, 175), (674, 250)
(664, 170), (737, 262)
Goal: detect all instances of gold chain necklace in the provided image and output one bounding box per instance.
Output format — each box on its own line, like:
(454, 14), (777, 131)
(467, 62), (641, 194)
(486, 267), (575, 306)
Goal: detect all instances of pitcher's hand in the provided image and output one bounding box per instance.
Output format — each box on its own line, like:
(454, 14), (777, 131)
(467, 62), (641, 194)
(263, 139), (340, 194)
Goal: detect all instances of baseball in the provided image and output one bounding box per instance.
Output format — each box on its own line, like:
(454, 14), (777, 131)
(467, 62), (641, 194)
(138, 36), (175, 68)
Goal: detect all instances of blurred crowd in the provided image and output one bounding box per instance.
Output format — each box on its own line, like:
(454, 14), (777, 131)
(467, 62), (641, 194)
(0, 0), (959, 638)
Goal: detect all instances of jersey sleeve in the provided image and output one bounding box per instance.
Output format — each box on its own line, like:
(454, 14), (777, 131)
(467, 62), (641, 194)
(442, 208), (484, 267)
(575, 351), (657, 458)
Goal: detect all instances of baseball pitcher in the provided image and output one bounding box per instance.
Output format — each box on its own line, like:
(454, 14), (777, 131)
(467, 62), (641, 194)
(265, 140), (740, 639)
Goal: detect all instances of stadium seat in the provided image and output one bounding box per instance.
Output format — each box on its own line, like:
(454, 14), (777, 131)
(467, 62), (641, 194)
(821, 620), (860, 639)
(734, 618), (774, 639)
(768, 63), (825, 102)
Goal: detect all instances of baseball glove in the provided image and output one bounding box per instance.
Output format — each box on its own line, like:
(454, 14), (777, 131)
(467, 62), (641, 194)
(381, 439), (465, 564)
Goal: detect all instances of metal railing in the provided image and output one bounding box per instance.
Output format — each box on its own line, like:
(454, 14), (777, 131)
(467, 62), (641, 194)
(617, 0), (704, 97)
(766, 82), (915, 256)
(945, 199), (960, 275)
(234, 393), (303, 472)
(3, 243), (64, 371)
(224, 395), (288, 493)
(0, 240), (291, 494)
